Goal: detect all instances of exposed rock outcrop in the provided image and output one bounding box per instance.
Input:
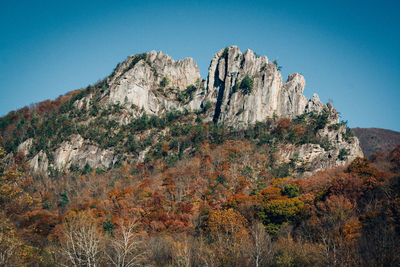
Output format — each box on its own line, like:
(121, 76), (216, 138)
(17, 138), (33, 157)
(107, 51), (201, 115)
(280, 126), (363, 176)
(30, 150), (48, 175)
(53, 134), (114, 171)
(21, 46), (363, 177)
(200, 46), (329, 126)
(28, 135), (115, 175)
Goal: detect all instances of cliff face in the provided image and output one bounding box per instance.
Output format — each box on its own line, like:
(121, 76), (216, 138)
(98, 46), (330, 127)
(107, 50), (201, 115)
(6, 46), (363, 176)
(201, 46), (327, 126)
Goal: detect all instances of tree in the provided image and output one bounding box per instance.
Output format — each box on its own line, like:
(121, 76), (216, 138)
(240, 75), (254, 95)
(272, 60), (282, 71)
(249, 222), (274, 267)
(160, 76), (169, 88)
(105, 220), (147, 267)
(58, 212), (103, 267)
(0, 216), (37, 266)
(204, 209), (248, 265)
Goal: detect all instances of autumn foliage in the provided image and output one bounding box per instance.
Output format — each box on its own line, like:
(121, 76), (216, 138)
(0, 137), (399, 266)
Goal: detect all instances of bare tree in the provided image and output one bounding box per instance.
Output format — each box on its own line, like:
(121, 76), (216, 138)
(105, 220), (148, 267)
(58, 212), (103, 267)
(172, 234), (191, 267)
(249, 222), (274, 267)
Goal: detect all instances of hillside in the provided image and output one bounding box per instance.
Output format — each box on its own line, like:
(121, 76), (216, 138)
(3, 47), (398, 267)
(0, 46), (362, 178)
(353, 127), (400, 158)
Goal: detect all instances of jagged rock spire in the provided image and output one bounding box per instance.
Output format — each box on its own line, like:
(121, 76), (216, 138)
(74, 46), (337, 128)
(200, 46), (331, 126)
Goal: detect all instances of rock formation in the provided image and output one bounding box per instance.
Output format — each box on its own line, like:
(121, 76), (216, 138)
(107, 50), (201, 115)
(201, 46), (328, 126)
(14, 46), (363, 176)
(97, 46), (332, 127)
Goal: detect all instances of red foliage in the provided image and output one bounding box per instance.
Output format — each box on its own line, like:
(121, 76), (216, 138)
(276, 118), (291, 134)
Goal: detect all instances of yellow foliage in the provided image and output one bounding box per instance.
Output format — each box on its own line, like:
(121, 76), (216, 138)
(0, 217), (39, 266)
(343, 218), (362, 241)
(206, 208), (247, 236)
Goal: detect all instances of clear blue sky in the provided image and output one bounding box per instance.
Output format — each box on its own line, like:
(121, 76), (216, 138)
(1, 0), (399, 131)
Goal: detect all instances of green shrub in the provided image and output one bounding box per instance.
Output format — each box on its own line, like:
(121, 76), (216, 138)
(343, 127), (355, 141)
(96, 168), (105, 174)
(272, 60), (282, 71)
(124, 53), (147, 73)
(311, 108), (330, 132)
(338, 148), (350, 160)
(232, 78), (240, 93)
(271, 163), (290, 178)
(216, 174), (227, 185)
(319, 137), (333, 151)
(82, 163), (92, 174)
(42, 200), (53, 210)
(103, 219), (115, 235)
(282, 184), (300, 198)
(240, 75), (254, 95)
(160, 76), (169, 87)
(69, 163), (80, 173)
(221, 47), (229, 59)
(241, 166), (254, 178)
(59, 192), (69, 207)
(202, 101), (212, 113)
(166, 153), (179, 167)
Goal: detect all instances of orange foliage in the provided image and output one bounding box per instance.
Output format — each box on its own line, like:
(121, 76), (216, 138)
(205, 208), (247, 237)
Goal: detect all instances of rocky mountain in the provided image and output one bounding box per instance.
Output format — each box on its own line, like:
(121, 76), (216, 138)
(6, 47), (393, 267)
(1, 46), (362, 177)
(353, 127), (400, 158)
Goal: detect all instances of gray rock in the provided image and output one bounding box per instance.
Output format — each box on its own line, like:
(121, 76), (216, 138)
(17, 138), (33, 157)
(22, 46), (364, 176)
(107, 51), (201, 115)
(201, 46), (328, 126)
(53, 134), (114, 171)
(30, 150), (48, 175)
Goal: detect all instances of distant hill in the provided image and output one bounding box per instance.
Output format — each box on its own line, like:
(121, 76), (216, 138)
(353, 127), (400, 158)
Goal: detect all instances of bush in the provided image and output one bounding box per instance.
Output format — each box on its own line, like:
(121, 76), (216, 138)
(160, 76), (169, 87)
(272, 60), (282, 71)
(103, 219), (115, 234)
(82, 163), (92, 174)
(338, 148), (350, 161)
(202, 101), (212, 113)
(270, 163), (290, 178)
(282, 184), (300, 198)
(59, 192), (69, 207)
(240, 75), (254, 95)
(258, 198), (304, 225)
(343, 127), (355, 141)
(221, 47), (229, 59)
(216, 174), (227, 185)
(166, 153), (179, 167)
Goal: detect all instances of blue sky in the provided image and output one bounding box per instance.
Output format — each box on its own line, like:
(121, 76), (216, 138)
(1, 0), (399, 130)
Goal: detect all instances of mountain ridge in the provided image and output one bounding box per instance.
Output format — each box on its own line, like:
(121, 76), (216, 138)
(1, 46), (363, 177)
